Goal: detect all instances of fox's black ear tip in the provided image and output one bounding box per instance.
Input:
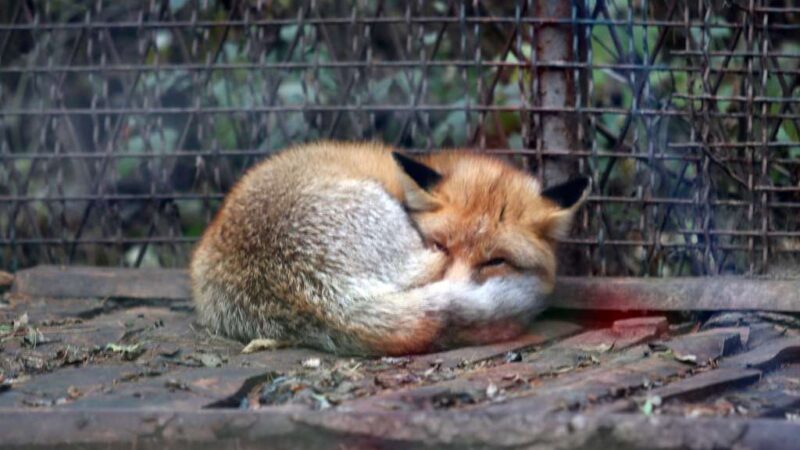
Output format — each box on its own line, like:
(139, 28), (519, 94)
(392, 151), (442, 190)
(541, 176), (592, 209)
(574, 176), (592, 192)
(391, 151), (419, 174)
(391, 151), (408, 164)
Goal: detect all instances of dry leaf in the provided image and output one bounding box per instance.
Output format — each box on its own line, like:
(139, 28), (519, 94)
(241, 338), (282, 354)
(674, 353), (698, 364)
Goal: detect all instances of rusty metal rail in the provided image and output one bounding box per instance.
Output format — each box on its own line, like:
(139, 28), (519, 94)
(9, 265), (800, 312)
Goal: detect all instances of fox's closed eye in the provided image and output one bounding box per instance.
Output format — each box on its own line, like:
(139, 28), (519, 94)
(432, 241), (448, 254)
(480, 258), (507, 268)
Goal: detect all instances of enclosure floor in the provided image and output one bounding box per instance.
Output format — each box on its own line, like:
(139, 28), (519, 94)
(1, 267), (799, 449)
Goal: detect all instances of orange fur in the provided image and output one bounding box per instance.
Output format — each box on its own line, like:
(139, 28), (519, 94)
(410, 150), (572, 290)
(190, 141), (589, 355)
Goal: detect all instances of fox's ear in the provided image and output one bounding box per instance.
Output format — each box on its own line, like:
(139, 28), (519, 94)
(539, 176), (592, 240)
(392, 152), (442, 211)
(541, 176), (591, 209)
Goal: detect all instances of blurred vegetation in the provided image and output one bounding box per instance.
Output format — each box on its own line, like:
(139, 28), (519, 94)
(0, 0), (798, 276)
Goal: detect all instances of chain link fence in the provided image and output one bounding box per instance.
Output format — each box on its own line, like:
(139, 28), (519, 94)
(1, 0), (798, 276)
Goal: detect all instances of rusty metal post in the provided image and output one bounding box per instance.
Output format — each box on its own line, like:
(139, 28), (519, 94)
(532, 0), (579, 184)
(533, 0), (584, 274)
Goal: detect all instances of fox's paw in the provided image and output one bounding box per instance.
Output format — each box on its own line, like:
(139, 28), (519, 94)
(241, 338), (288, 354)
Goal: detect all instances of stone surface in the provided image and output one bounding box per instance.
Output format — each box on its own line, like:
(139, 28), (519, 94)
(2, 268), (800, 448)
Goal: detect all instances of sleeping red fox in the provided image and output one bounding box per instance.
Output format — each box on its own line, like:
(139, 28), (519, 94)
(190, 141), (590, 355)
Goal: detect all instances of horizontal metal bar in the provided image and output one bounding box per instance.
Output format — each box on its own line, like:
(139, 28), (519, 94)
(671, 94), (800, 103)
(3, 237), (798, 254)
(4, 225), (798, 239)
(1, 61), (799, 76)
(2, 105), (799, 120)
(0, 61), (695, 73)
(10, 266), (800, 313)
(1, 147), (798, 164)
(673, 229), (800, 238)
(754, 6), (800, 12)
(552, 277), (800, 312)
(11, 265), (189, 300)
(667, 142), (800, 149)
(0, 193), (226, 202)
(2, 193), (799, 207)
(670, 50), (800, 58)
(0, 237), (197, 245)
(0, 17), (778, 31)
(754, 185), (800, 192)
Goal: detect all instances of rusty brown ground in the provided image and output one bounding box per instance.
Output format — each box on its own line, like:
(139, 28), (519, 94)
(1, 266), (799, 449)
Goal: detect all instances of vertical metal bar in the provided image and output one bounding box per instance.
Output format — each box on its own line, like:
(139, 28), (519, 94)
(572, 0), (592, 274)
(641, 0), (658, 276)
(758, 2), (770, 273)
(533, 0), (577, 183)
(583, 0), (604, 275)
(745, 0), (756, 275)
(699, 0), (715, 275)
(470, 0), (480, 151)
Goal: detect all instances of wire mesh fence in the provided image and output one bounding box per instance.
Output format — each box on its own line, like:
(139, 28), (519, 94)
(1, 0), (798, 276)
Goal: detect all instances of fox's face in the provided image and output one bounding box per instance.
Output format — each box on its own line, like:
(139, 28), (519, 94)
(393, 151), (590, 293)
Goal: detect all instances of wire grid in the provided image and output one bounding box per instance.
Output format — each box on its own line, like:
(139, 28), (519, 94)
(0, 0), (798, 276)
